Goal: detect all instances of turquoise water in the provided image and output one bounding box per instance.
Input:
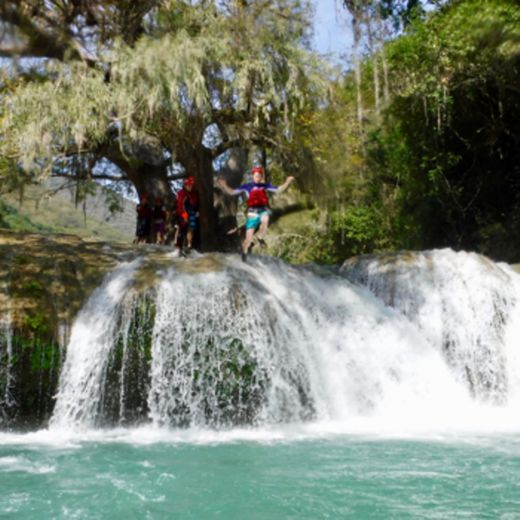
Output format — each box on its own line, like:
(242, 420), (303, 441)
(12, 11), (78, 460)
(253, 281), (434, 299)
(1, 430), (520, 519)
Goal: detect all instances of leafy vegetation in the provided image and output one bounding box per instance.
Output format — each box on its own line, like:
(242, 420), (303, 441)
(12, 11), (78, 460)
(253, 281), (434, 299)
(0, 183), (133, 242)
(0, 0), (327, 250)
(273, 0), (520, 263)
(0, 0), (519, 262)
(0, 199), (50, 233)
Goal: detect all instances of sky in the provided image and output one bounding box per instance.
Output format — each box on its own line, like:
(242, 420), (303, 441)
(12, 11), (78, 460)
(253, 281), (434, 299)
(312, 0), (353, 64)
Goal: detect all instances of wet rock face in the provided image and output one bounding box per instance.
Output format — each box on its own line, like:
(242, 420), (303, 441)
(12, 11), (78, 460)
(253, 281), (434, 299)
(0, 231), (134, 428)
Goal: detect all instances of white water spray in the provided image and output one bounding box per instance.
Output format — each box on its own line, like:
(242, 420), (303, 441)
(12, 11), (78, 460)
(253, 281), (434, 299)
(50, 250), (520, 432)
(51, 259), (143, 428)
(0, 300), (15, 419)
(341, 249), (520, 404)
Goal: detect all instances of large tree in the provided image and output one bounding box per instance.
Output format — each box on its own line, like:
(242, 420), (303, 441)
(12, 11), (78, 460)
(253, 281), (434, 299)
(0, 0), (328, 250)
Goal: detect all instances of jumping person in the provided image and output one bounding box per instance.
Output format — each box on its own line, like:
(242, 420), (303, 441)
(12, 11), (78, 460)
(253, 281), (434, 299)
(218, 166), (295, 262)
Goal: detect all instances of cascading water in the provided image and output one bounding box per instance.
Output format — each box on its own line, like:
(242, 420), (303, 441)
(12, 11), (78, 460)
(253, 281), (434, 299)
(51, 259), (144, 427)
(0, 302), (15, 422)
(50, 249), (520, 431)
(341, 249), (520, 405)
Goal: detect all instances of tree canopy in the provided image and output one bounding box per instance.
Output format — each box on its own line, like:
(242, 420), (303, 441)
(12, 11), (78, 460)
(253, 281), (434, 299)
(267, 0), (520, 263)
(1, 0), (519, 263)
(0, 0), (328, 249)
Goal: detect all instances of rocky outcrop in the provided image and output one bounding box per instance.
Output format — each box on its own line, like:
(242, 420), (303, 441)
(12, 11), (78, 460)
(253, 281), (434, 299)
(0, 231), (135, 428)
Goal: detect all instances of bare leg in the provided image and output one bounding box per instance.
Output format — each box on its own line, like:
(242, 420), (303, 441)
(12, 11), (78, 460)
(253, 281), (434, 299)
(187, 228), (193, 248)
(242, 227), (255, 254)
(256, 214), (270, 244)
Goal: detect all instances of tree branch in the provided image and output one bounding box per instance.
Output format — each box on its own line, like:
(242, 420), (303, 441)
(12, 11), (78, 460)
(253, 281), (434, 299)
(51, 172), (126, 181)
(211, 138), (242, 158)
(0, 2), (97, 65)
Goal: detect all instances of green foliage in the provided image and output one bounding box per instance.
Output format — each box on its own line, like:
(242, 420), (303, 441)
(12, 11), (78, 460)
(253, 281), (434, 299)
(2, 63), (112, 175)
(102, 187), (125, 215)
(0, 1), (327, 184)
(0, 199), (50, 233)
(301, 0), (520, 263)
(20, 280), (45, 298)
(0, 1), (331, 252)
(2, 0), (518, 261)
(0, 181), (133, 242)
(376, 0), (520, 256)
(272, 202), (402, 264)
(24, 312), (49, 336)
(331, 205), (384, 255)
(2, 330), (62, 427)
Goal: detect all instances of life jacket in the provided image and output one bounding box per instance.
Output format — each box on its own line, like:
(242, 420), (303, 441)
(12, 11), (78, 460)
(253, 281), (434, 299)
(136, 203), (151, 218)
(247, 184), (269, 208)
(177, 189), (199, 219)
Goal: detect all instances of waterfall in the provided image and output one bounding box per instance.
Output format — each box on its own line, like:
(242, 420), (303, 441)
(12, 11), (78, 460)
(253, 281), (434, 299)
(341, 249), (520, 404)
(50, 250), (520, 430)
(51, 259), (143, 427)
(0, 302), (15, 421)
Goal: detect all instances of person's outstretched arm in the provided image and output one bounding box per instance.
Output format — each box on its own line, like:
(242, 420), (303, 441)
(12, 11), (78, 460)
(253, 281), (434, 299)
(276, 176), (295, 193)
(217, 177), (240, 196)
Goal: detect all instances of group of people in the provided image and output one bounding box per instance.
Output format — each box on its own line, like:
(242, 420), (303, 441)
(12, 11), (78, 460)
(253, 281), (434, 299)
(133, 176), (199, 255)
(134, 166), (295, 262)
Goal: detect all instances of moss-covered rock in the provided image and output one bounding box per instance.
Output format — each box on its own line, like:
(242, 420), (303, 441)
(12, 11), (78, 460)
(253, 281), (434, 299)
(0, 230), (136, 428)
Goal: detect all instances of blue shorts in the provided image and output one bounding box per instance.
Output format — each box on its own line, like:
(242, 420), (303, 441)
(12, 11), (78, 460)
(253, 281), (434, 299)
(246, 209), (270, 231)
(188, 212), (198, 230)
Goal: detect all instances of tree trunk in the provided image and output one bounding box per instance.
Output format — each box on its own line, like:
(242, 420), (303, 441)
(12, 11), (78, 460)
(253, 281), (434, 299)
(129, 164), (175, 205)
(378, 16), (390, 105)
(104, 144), (176, 206)
(367, 20), (380, 118)
(177, 140), (217, 252)
(193, 148), (217, 252)
(213, 148), (247, 252)
(352, 18), (364, 128)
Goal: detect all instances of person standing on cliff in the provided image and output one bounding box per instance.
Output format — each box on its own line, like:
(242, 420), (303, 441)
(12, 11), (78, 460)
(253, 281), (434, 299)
(176, 176), (200, 254)
(134, 194), (152, 244)
(217, 166), (295, 262)
(153, 196), (167, 245)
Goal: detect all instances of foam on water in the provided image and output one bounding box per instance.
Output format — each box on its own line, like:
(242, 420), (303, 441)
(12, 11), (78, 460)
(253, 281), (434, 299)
(0, 455), (55, 474)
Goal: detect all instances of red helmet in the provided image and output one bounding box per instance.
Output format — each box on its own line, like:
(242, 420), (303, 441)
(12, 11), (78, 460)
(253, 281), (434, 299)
(251, 166), (264, 175)
(184, 176), (195, 187)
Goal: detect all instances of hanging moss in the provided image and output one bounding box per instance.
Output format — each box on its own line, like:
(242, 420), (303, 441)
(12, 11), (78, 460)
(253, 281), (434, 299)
(100, 293), (156, 426)
(169, 336), (269, 428)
